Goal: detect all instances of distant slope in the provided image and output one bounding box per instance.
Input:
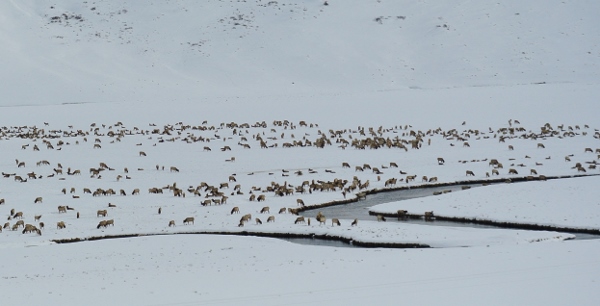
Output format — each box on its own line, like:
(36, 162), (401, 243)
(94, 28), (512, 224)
(1, 0), (599, 105)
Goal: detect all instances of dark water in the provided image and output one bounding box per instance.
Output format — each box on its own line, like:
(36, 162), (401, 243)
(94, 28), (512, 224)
(296, 184), (600, 241)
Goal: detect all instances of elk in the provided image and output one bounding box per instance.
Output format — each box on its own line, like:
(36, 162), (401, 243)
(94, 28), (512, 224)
(228, 175), (237, 182)
(0, 198), (5, 205)
(260, 206), (270, 214)
(428, 177), (438, 183)
(267, 216), (275, 223)
(257, 194), (266, 202)
(537, 143), (545, 149)
(296, 199), (305, 206)
(390, 162), (399, 168)
(97, 210), (108, 217)
(530, 169), (538, 175)
(437, 157), (445, 165)
(376, 215), (386, 222)
(97, 220), (108, 229)
(466, 170), (475, 176)
(331, 218), (341, 226)
(183, 217), (195, 225)
(424, 211), (435, 221)
(508, 168), (518, 175)
(294, 216), (306, 224)
(58, 206), (67, 213)
(492, 169), (500, 176)
(231, 207), (240, 214)
(34, 215), (42, 221)
(255, 218), (262, 225)
(132, 188), (140, 195)
(108, 203), (117, 208)
(397, 210), (407, 220)
(342, 162), (351, 168)
(139, 151), (147, 156)
(170, 166), (179, 172)
(351, 218), (358, 226)
(57, 221), (66, 229)
(168, 220), (176, 227)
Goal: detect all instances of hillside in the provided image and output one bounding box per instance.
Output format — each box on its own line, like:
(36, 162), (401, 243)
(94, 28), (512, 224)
(2, 0), (599, 106)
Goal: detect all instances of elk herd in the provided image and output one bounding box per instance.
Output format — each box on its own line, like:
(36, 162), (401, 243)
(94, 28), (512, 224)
(0, 119), (598, 242)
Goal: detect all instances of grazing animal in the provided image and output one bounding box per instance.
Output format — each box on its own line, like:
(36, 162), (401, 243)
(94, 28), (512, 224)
(13, 211), (23, 219)
(34, 197), (43, 203)
(331, 218), (341, 226)
(97, 220), (108, 229)
(508, 168), (519, 175)
(183, 217), (195, 225)
(139, 151), (147, 157)
(508, 145), (514, 150)
(351, 218), (358, 226)
(390, 162), (399, 168)
(530, 169), (538, 175)
(39, 222), (44, 229)
(168, 220), (176, 227)
(428, 177), (438, 183)
(97, 210), (108, 217)
(294, 216), (306, 224)
(34, 215), (42, 221)
(492, 169), (500, 176)
(260, 206), (270, 214)
(537, 143), (545, 149)
(424, 211), (435, 221)
(267, 216), (275, 223)
(437, 157), (445, 165)
(170, 166), (179, 172)
(132, 188), (140, 195)
(397, 210), (408, 220)
(342, 162), (351, 168)
(296, 199), (305, 206)
(0, 198), (4, 205)
(257, 194), (266, 202)
(255, 218), (262, 225)
(278, 207), (287, 214)
(231, 207), (240, 214)
(57, 221), (66, 229)
(465, 170), (475, 176)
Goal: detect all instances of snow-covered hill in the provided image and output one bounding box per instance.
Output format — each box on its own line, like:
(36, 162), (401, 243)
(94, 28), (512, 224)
(2, 0), (599, 105)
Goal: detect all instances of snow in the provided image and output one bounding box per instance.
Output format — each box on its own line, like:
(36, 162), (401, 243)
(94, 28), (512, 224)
(1, 0), (600, 305)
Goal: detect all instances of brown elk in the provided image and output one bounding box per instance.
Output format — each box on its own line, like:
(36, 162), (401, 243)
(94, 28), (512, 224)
(139, 151), (147, 157)
(296, 199), (305, 206)
(168, 220), (176, 227)
(397, 210), (408, 220)
(231, 207), (240, 214)
(342, 162), (351, 168)
(537, 143), (545, 149)
(294, 216), (306, 224)
(437, 157), (445, 165)
(428, 177), (438, 183)
(530, 169), (538, 175)
(58, 206), (67, 213)
(424, 211), (435, 221)
(255, 218), (262, 225)
(97, 210), (108, 217)
(492, 169), (500, 175)
(508, 168), (518, 175)
(170, 166), (179, 172)
(260, 206), (270, 214)
(331, 218), (341, 226)
(267, 216), (275, 223)
(183, 217), (195, 225)
(278, 207), (287, 214)
(351, 218), (358, 226)
(465, 170), (475, 176)
(97, 220), (108, 229)
(34, 215), (42, 221)
(257, 194), (266, 202)
(57, 221), (66, 229)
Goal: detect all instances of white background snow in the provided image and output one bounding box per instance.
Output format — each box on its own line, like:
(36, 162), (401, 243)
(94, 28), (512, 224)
(1, 1), (600, 305)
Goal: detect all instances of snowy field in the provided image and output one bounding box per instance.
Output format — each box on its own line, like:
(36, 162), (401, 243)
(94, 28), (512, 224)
(2, 0), (600, 305)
